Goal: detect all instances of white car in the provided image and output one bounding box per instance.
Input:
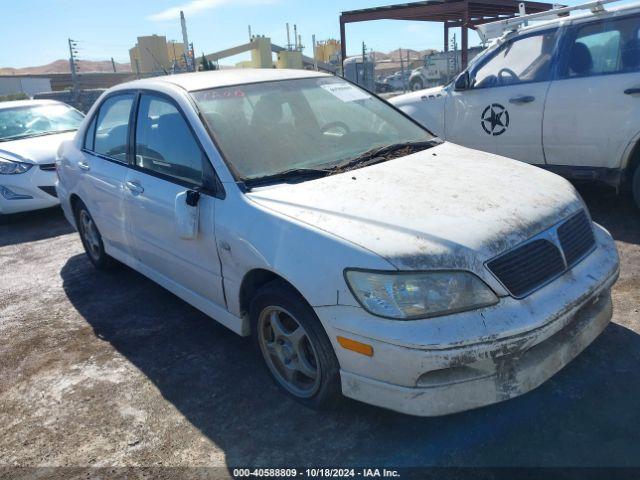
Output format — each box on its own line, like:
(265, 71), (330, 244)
(0, 100), (84, 214)
(56, 69), (619, 416)
(391, 0), (640, 207)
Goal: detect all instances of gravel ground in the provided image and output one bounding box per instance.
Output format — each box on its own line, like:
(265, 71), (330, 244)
(0, 185), (639, 477)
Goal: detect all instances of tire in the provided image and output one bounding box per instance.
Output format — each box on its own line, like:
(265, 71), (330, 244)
(74, 200), (114, 270)
(410, 77), (424, 91)
(250, 280), (342, 410)
(633, 165), (640, 210)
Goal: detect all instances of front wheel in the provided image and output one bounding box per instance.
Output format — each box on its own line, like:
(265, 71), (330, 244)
(410, 77), (424, 91)
(74, 201), (113, 270)
(250, 280), (341, 409)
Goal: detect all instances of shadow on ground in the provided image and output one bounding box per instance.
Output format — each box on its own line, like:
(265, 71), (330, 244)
(577, 186), (639, 245)
(0, 207), (73, 247)
(60, 241), (640, 468)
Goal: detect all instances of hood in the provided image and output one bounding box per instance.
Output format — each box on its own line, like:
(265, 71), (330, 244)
(0, 131), (76, 165)
(390, 86), (447, 137)
(248, 143), (583, 272)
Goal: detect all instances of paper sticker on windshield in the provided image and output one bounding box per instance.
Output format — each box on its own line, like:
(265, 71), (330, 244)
(321, 83), (371, 102)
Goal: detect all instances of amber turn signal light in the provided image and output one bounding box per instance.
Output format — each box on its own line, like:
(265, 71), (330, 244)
(337, 336), (373, 357)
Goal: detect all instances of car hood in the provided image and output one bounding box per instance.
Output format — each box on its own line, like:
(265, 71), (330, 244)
(392, 85), (445, 105)
(247, 142), (583, 271)
(0, 131), (76, 165)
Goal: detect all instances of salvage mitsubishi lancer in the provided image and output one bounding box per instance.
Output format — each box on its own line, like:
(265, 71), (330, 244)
(56, 69), (620, 416)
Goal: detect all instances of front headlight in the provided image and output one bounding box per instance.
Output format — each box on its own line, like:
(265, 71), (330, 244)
(0, 157), (33, 175)
(344, 269), (498, 320)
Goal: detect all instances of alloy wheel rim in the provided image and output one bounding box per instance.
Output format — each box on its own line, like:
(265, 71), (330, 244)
(79, 210), (101, 260)
(257, 306), (321, 398)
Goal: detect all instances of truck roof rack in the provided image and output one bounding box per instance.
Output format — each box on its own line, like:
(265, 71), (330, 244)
(476, 0), (621, 42)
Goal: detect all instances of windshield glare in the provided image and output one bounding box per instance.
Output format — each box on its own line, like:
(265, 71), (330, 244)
(0, 104), (84, 141)
(191, 77), (432, 180)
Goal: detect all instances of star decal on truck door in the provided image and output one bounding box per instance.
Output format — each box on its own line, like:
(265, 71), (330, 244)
(481, 104), (510, 136)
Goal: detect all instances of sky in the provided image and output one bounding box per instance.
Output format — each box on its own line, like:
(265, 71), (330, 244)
(0, 0), (630, 69)
(0, 0), (482, 68)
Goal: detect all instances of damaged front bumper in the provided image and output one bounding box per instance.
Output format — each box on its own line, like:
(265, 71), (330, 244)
(316, 224), (620, 416)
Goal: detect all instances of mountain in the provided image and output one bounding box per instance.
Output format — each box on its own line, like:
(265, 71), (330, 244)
(0, 59), (132, 75)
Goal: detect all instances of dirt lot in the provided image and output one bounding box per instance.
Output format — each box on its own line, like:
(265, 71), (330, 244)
(1, 186), (639, 477)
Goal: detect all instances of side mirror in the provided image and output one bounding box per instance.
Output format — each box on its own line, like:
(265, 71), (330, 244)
(175, 190), (200, 240)
(454, 71), (470, 91)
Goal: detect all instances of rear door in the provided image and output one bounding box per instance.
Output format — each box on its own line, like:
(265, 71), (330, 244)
(79, 93), (135, 255)
(544, 14), (640, 170)
(124, 92), (226, 308)
(445, 28), (559, 164)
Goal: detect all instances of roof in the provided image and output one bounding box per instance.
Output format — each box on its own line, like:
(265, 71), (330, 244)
(0, 99), (65, 111)
(116, 69), (330, 93)
(340, 0), (556, 25)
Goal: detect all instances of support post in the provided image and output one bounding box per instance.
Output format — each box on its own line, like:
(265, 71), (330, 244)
(444, 23), (449, 52)
(461, 13), (469, 69)
(340, 17), (347, 74)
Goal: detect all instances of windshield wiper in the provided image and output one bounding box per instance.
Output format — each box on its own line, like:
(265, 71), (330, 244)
(333, 140), (440, 173)
(0, 129), (77, 142)
(244, 167), (331, 188)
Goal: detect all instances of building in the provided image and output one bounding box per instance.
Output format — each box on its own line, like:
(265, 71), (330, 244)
(314, 39), (341, 65)
(130, 35), (187, 74)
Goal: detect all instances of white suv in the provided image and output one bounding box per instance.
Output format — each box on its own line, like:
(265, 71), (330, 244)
(56, 69), (619, 416)
(392, 1), (640, 207)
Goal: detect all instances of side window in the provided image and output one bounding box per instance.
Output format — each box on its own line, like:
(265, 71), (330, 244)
(471, 30), (558, 88)
(83, 115), (96, 151)
(564, 16), (640, 78)
(135, 95), (204, 186)
(93, 94), (134, 162)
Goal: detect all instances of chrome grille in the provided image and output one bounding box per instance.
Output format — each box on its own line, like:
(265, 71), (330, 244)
(558, 210), (596, 267)
(39, 163), (56, 171)
(487, 210), (596, 298)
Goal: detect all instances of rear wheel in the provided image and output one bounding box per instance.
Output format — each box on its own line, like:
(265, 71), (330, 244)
(74, 201), (113, 270)
(250, 280), (341, 409)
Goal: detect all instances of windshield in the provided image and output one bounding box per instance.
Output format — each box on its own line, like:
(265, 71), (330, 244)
(191, 77), (433, 181)
(0, 104), (84, 141)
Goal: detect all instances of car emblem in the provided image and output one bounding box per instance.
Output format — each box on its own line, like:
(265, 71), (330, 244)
(481, 103), (510, 136)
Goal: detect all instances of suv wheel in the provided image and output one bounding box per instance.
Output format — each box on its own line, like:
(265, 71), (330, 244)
(250, 280), (341, 409)
(75, 201), (113, 270)
(633, 165), (640, 209)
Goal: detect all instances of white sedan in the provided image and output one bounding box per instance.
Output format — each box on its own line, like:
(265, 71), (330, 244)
(56, 69), (619, 416)
(0, 100), (83, 215)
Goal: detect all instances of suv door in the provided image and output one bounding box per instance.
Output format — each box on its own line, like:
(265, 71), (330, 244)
(445, 28), (559, 164)
(79, 93), (135, 256)
(124, 93), (226, 308)
(544, 14), (640, 171)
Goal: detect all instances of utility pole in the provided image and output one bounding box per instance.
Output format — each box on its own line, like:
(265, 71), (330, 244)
(180, 10), (192, 71)
(361, 41), (367, 86)
(312, 34), (318, 70)
(248, 25), (253, 41)
(68, 38), (81, 108)
(111, 57), (117, 73)
(399, 46), (405, 92)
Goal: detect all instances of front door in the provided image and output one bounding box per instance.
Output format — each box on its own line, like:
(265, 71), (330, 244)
(544, 14), (640, 170)
(124, 93), (225, 308)
(445, 28), (559, 164)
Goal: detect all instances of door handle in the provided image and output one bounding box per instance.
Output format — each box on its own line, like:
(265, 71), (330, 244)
(624, 88), (640, 95)
(509, 95), (535, 104)
(125, 180), (144, 195)
(78, 160), (90, 171)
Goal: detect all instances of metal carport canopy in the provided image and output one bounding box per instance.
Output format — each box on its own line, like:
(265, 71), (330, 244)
(339, 0), (557, 69)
